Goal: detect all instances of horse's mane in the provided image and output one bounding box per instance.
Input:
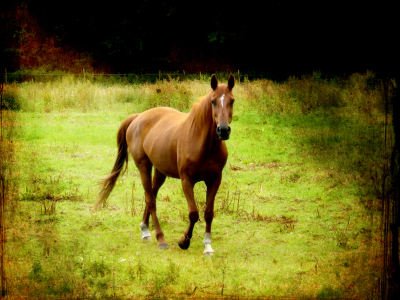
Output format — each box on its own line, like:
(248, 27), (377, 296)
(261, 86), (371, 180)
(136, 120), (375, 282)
(185, 91), (214, 133)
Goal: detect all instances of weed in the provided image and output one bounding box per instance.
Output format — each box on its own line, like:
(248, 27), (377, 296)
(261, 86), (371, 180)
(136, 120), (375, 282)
(41, 200), (56, 215)
(165, 260), (180, 284)
(82, 214), (103, 230)
(316, 285), (342, 298)
(279, 221), (295, 234)
(83, 260), (111, 278)
(334, 218), (355, 248)
(280, 172), (301, 183)
(136, 257), (147, 282)
(123, 181), (140, 216)
(147, 259), (180, 298)
(19, 173), (83, 203)
(29, 261), (46, 282)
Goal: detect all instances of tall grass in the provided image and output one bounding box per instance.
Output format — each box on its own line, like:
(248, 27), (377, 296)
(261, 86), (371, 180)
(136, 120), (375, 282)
(4, 70), (392, 117)
(2, 71), (394, 298)
(3, 75), (210, 114)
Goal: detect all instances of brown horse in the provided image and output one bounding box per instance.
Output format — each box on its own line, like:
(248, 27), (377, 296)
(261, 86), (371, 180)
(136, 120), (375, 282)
(95, 74), (235, 255)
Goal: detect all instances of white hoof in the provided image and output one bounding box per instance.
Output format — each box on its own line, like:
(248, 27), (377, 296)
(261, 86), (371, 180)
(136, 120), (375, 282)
(203, 232), (214, 255)
(140, 222), (151, 240)
(203, 244), (215, 256)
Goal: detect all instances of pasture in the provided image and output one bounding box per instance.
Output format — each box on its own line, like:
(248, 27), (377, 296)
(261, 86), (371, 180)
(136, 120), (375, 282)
(2, 72), (390, 298)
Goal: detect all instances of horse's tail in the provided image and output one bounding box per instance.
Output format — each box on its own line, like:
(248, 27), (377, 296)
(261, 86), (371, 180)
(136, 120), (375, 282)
(94, 114), (139, 211)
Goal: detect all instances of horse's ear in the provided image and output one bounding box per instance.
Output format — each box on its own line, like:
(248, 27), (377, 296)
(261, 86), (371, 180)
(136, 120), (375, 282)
(228, 74), (235, 90)
(211, 74), (218, 90)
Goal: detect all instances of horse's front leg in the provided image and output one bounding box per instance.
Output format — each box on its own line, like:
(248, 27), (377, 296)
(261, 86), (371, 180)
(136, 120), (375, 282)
(178, 178), (199, 250)
(203, 175), (222, 255)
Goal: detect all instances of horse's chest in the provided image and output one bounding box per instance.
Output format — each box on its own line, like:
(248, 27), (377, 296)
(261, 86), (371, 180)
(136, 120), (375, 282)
(199, 155), (227, 175)
(180, 149), (227, 181)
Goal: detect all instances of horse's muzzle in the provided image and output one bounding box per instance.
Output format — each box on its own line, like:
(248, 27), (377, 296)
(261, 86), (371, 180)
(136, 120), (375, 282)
(216, 125), (231, 140)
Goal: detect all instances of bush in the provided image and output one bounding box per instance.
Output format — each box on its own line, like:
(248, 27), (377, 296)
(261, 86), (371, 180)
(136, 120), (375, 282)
(2, 86), (21, 110)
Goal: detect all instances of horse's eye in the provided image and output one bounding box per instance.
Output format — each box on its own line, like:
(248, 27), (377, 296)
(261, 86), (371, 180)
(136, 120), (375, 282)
(230, 100), (235, 106)
(211, 99), (216, 106)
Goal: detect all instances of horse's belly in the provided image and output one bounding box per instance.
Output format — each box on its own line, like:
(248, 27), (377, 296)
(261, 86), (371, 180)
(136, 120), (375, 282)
(144, 130), (180, 179)
(154, 162), (180, 179)
(148, 147), (180, 178)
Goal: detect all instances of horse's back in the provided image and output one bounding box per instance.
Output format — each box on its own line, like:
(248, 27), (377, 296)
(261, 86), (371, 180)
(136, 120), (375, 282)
(127, 107), (184, 136)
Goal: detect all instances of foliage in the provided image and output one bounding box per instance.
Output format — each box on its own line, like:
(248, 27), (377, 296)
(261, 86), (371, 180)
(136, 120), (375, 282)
(4, 4), (95, 73)
(1, 86), (20, 110)
(5, 2), (393, 75)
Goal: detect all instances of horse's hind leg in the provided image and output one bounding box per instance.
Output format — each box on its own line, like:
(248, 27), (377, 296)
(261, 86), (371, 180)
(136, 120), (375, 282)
(138, 161), (168, 249)
(140, 206), (151, 240)
(140, 168), (166, 241)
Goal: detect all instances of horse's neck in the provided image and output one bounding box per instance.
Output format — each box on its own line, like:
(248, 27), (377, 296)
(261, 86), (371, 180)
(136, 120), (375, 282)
(185, 93), (218, 144)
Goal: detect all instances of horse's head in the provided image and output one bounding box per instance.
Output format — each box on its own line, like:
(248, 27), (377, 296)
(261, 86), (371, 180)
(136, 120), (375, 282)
(210, 74), (235, 140)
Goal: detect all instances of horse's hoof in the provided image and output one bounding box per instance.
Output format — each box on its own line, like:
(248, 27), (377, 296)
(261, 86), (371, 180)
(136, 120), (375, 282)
(203, 243), (214, 255)
(178, 236), (190, 250)
(158, 243), (169, 249)
(140, 223), (151, 241)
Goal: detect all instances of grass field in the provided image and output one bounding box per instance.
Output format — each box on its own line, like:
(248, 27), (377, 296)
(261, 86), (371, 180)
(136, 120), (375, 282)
(2, 72), (393, 298)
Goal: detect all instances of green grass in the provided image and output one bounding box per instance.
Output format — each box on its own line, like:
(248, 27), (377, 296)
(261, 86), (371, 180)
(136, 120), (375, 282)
(3, 72), (390, 299)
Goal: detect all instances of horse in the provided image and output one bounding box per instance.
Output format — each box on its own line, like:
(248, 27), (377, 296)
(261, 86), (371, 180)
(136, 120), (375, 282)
(94, 74), (235, 255)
